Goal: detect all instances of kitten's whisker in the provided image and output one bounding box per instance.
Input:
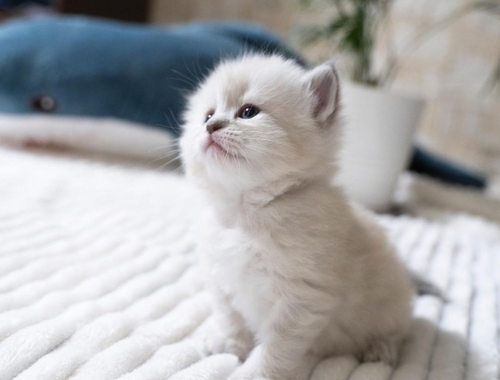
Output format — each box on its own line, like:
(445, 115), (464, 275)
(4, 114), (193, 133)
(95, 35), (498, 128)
(170, 69), (198, 87)
(224, 130), (243, 136)
(148, 136), (181, 150)
(163, 155), (182, 166)
(247, 135), (289, 148)
(148, 148), (182, 158)
(234, 143), (243, 176)
(172, 166), (184, 175)
(244, 145), (282, 159)
(236, 145), (257, 172)
(150, 148), (181, 158)
(147, 150), (181, 166)
(240, 142), (272, 154)
(183, 58), (198, 81)
(148, 145), (179, 152)
(166, 78), (198, 89)
(155, 154), (182, 172)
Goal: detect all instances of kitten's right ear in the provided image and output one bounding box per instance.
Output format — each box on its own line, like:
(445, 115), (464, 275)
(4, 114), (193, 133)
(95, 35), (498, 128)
(303, 61), (339, 125)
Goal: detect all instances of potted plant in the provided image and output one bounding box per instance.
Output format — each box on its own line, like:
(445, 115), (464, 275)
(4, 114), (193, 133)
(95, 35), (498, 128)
(297, 0), (499, 211)
(298, 0), (424, 211)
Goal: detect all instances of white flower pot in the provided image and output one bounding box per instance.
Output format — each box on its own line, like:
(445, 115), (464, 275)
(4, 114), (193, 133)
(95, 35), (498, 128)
(336, 83), (425, 212)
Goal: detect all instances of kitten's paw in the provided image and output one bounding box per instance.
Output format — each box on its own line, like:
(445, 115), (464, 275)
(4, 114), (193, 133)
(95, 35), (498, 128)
(202, 335), (253, 361)
(361, 337), (401, 366)
(228, 350), (269, 380)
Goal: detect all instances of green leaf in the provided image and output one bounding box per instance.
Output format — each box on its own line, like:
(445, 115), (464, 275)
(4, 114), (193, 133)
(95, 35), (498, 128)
(326, 15), (351, 36)
(299, 0), (314, 7)
(300, 26), (330, 44)
(295, 0), (388, 85)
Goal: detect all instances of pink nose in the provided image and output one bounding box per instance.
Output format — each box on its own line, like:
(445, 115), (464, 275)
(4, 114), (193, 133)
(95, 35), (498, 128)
(206, 122), (225, 134)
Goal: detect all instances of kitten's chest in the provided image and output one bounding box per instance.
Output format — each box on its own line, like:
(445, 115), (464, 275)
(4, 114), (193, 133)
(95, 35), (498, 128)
(201, 215), (275, 331)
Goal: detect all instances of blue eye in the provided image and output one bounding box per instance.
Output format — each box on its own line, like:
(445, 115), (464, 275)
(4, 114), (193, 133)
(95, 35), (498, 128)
(205, 110), (214, 123)
(238, 105), (260, 119)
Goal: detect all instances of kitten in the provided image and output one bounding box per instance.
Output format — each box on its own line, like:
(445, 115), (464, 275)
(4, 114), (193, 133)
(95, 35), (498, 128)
(180, 55), (413, 380)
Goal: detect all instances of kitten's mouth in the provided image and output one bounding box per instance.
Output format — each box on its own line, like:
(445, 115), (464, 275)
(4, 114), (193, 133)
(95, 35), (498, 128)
(203, 135), (238, 158)
(204, 136), (223, 152)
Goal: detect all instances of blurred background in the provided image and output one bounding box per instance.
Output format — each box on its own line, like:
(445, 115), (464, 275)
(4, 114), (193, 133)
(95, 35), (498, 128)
(1, 0), (499, 215)
(163, 0), (500, 177)
(2, 0), (499, 172)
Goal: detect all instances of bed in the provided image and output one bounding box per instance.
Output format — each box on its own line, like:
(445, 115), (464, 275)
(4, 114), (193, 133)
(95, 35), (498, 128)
(0, 142), (499, 380)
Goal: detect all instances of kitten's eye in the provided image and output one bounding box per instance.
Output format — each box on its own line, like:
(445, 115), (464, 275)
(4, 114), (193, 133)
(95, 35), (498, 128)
(205, 110), (214, 123)
(238, 105), (260, 119)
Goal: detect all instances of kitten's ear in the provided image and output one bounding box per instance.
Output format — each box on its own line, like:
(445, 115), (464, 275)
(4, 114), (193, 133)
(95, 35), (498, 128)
(303, 61), (339, 124)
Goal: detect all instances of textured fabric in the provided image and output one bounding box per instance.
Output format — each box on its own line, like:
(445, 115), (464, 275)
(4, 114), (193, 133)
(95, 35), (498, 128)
(0, 146), (499, 380)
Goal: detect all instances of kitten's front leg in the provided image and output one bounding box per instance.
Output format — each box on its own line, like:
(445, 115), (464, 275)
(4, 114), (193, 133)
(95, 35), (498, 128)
(230, 300), (328, 380)
(202, 292), (255, 360)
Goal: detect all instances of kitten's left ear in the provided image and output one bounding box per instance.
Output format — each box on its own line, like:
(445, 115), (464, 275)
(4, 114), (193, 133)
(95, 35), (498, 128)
(303, 61), (339, 124)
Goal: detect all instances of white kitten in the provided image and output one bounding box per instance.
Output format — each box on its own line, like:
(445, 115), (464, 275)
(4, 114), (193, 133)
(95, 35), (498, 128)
(180, 55), (413, 380)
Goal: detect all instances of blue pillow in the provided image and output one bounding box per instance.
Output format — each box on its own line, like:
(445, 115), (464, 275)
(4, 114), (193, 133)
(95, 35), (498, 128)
(0, 16), (305, 136)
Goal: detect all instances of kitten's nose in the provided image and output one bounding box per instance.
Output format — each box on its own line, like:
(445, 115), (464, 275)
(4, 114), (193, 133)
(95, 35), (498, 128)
(206, 121), (226, 134)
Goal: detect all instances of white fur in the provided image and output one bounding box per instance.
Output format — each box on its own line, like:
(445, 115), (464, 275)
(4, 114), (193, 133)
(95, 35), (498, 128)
(180, 55), (413, 380)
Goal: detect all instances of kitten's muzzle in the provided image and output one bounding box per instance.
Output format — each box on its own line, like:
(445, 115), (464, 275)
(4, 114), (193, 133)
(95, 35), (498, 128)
(206, 121), (227, 135)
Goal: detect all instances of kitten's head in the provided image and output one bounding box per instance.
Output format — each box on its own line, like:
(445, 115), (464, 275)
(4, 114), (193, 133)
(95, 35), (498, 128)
(180, 55), (341, 191)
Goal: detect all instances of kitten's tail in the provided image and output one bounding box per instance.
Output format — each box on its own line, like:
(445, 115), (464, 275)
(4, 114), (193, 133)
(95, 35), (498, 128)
(408, 270), (447, 301)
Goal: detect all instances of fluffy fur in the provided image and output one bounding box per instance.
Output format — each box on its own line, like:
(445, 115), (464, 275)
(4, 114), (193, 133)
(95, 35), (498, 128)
(180, 55), (413, 380)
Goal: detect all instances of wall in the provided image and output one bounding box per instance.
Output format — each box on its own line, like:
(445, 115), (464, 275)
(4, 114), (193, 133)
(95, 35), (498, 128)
(380, 0), (500, 174)
(149, 0), (293, 36)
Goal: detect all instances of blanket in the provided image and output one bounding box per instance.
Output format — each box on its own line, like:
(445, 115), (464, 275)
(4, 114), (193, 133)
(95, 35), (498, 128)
(0, 146), (499, 380)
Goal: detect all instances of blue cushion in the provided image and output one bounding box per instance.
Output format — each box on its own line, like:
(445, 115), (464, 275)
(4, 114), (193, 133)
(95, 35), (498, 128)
(0, 16), (304, 136)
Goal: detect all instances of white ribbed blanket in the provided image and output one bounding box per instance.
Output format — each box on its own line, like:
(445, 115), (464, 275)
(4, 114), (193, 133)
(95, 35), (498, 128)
(0, 146), (499, 380)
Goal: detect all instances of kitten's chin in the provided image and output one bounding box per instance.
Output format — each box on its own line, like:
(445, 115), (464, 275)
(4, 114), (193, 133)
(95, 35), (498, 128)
(202, 136), (239, 161)
(204, 137), (225, 154)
